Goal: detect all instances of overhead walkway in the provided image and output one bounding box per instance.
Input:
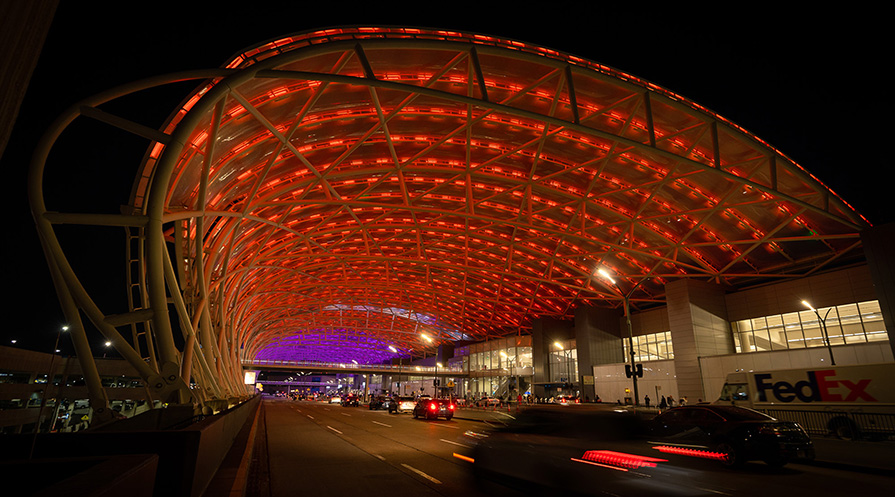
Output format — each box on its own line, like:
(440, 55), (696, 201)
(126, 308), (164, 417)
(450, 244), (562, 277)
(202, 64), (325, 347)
(242, 359), (467, 377)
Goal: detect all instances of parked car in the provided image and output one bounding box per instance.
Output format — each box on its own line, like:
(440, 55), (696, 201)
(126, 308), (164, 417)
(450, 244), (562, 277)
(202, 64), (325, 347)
(645, 405), (814, 467)
(412, 398), (456, 421)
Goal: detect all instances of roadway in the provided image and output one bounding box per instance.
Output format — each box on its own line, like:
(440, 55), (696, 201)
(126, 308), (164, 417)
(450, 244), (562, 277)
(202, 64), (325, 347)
(245, 398), (894, 497)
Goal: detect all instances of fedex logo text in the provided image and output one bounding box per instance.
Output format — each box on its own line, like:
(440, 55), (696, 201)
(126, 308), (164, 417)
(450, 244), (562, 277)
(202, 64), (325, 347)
(754, 370), (877, 403)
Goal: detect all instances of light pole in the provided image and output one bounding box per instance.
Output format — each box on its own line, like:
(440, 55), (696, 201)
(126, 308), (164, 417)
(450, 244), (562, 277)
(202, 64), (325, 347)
(597, 268), (646, 406)
(554, 342), (571, 395)
(802, 300), (836, 366)
(420, 332), (436, 397)
(389, 345), (401, 395)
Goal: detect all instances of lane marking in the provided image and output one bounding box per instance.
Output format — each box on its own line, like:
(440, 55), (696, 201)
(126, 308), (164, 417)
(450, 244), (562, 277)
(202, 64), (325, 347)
(439, 438), (471, 448)
(341, 413), (351, 417)
(374, 454), (386, 461)
(401, 464), (442, 484)
(327, 426), (343, 434)
(307, 415), (314, 419)
(372, 421), (392, 428)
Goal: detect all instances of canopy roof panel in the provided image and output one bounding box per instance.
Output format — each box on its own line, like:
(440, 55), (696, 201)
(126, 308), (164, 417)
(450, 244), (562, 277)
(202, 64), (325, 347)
(135, 27), (868, 364)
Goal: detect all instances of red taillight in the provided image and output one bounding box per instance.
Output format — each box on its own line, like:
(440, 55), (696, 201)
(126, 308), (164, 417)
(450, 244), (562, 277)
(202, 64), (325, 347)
(429, 402), (438, 411)
(449, 404), (455, 410)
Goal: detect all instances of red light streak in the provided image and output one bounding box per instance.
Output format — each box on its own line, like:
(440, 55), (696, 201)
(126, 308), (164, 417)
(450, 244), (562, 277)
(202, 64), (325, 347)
(651, 445), (729, 462)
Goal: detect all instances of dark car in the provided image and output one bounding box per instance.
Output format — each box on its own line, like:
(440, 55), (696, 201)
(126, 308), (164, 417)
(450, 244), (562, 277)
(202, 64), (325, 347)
(369, 396), (398, 413)
(412, 398), (455, 420)
(341, 394), (360, 407)
(469, 405), (703, 496)
(646, 405), (814, 467)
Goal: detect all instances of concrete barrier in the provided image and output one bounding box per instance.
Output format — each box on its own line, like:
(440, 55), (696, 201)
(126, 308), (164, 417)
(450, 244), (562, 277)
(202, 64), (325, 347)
(0, 395), (261, 497)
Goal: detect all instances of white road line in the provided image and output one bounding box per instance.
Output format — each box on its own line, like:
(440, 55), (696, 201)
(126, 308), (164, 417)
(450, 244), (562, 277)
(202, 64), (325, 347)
(401, 464), (442, 484)
(341, 413), (351, 416)
(327, 426), (343, 434)
(307, 415), (314, 419)
(439, 438), (471, 448)
(374, 454), (386, 461)
(372, 421), (392, 427)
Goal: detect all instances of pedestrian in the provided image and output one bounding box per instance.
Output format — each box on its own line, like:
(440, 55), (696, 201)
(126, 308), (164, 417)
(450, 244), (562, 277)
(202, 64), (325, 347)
(667, 395), (675, 407)
(659, 395), (667, 410)
(644, 394), (651, 407)
(595, 394), (601, 403)
(680, 396), (688, 406)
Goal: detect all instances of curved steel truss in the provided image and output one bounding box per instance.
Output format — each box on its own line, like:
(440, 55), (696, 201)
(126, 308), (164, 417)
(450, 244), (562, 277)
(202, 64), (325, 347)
(29, 27), (868, 410)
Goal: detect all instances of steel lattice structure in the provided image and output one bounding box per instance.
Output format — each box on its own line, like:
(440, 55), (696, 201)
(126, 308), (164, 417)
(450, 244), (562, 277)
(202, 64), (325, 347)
(29, 27), (869, 411)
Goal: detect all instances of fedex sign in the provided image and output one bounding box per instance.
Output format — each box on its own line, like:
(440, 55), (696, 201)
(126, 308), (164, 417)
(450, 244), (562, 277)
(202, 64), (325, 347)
(754, 369), (877, 403)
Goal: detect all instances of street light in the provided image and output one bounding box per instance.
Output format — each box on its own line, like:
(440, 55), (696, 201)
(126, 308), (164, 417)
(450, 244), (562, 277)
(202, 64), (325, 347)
(802, 300), (836, 366)
(596, 267), (646, 406)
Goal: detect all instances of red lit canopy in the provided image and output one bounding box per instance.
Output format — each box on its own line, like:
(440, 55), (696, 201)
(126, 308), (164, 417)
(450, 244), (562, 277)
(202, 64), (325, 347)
(130, 27), (867, 364)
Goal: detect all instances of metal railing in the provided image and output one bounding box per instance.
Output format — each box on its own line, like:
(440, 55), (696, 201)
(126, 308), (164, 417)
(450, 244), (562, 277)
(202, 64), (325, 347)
(760, 408), (895, 440)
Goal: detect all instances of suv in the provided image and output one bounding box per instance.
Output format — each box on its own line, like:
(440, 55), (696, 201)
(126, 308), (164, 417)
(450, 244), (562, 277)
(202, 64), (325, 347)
(412, 398), (456, 420)
(342, 394), (359, 407)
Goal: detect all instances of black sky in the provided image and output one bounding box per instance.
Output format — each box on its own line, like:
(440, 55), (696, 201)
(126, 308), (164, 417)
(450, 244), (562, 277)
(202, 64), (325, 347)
(3, 4), (890, 354)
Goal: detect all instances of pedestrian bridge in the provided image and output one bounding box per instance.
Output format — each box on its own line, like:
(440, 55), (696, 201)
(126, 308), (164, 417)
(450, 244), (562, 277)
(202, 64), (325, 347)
(243, 359), (467, 377)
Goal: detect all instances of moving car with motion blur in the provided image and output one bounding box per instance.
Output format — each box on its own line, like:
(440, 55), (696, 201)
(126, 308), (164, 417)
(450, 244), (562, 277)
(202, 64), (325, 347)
(646, 405), (814, 467)
(412, 398), (456, 420)
(468, 404), (814, 496)
(342, 394), (360, 407)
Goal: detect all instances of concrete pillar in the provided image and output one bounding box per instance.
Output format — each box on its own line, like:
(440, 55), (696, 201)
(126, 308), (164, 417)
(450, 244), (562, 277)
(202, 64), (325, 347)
(861, 223), (895, 359)
(574, 305), (624, 401)
(666, 279), (734, 403)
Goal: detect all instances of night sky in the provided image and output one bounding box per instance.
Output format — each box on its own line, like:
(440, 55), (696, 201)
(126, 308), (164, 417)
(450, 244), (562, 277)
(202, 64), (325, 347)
(3, 4), (889, 355)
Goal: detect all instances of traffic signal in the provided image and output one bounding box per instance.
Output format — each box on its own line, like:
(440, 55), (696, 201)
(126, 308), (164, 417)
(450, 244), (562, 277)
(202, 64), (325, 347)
(625, 364), (633, 378)
(625, 364), (644, 378)
(635, 364), (643, 377)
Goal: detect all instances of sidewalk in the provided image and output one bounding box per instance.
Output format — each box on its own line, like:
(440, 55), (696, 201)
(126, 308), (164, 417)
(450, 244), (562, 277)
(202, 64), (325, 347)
(452, 405), (895, 473)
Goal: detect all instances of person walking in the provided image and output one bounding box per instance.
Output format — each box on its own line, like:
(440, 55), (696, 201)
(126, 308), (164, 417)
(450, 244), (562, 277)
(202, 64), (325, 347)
(659, 395), (667, 410)
(667, 395), (675, 407)
(644, 394), (651, 407)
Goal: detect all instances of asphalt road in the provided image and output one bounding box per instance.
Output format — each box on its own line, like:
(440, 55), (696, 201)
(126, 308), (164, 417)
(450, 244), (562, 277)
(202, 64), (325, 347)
(252, 399), (893, 496)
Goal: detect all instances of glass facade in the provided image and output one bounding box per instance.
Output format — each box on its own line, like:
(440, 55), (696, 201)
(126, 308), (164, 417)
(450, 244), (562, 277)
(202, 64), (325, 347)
(548, 339), (577, 383)
(622, 331), (674, 363)
(460, 335), (532, 398)
(731, 300), (887, 353)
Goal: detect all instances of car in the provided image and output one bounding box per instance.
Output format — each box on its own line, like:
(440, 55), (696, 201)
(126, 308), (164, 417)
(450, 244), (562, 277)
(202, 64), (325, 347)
(368, 396), (398, 413)
(412, 398), (456, 420)
(329, 396), (341, 404)
(469, 405), (699, 496)
(645, 405), (814, 467)
(395, 396), (416, 413)
(476, 396), (500, 407)
(342, 394), (359, 407)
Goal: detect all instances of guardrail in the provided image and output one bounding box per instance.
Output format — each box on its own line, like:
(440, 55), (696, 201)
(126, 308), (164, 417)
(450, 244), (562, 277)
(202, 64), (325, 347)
(760, 408), (895, 440)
